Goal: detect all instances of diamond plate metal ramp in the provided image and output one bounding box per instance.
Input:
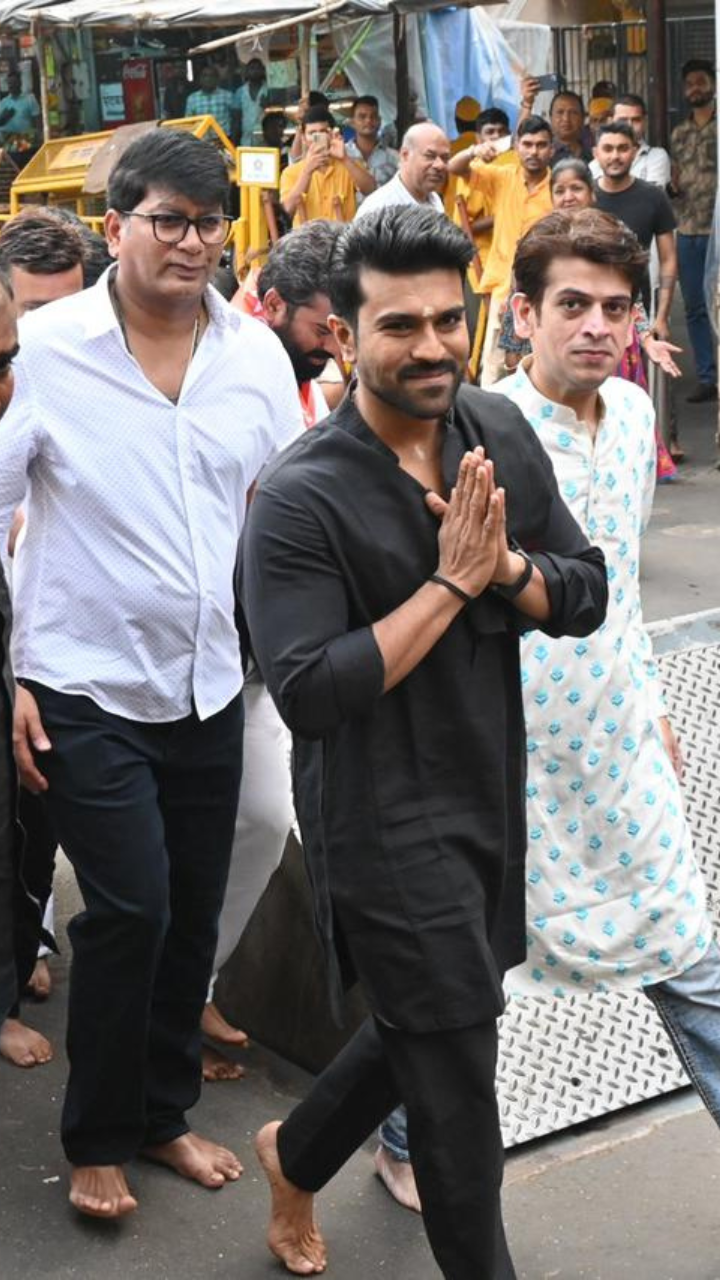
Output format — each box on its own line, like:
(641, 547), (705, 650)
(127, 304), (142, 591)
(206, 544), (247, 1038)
(497, 609), (720, 1146)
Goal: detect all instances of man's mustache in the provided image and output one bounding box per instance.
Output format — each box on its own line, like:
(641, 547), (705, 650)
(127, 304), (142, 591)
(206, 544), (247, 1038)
(399, 360), (458, 380)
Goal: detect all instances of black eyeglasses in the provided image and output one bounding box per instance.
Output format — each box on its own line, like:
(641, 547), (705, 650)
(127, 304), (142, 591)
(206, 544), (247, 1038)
(121, 211), (233, 245)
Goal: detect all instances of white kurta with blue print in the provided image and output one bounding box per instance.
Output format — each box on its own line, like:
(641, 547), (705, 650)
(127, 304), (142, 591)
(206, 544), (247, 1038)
(492, 365), (711, 996)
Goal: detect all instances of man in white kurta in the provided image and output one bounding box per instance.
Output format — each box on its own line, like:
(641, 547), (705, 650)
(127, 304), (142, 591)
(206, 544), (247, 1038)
(493, 210), (717, 1015)
(498, 366), (711, 995)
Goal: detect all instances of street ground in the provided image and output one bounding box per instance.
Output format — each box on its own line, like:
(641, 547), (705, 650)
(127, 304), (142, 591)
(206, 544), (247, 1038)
(1, 343), (719, 1280)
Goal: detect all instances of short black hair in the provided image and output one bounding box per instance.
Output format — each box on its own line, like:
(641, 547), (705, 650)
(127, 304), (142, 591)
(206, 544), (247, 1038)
(351, 95), (379, 114)
(596, 120), (636, 145)
(476, 107), (510, 132)
(517, 114), (553, 140)
(308, 91), (329, 108)
(550, 90), (585, 115)
(682, 58), (715, 82)
(46, 207), (112, 286)
(0, 207), (85, 275)
(303, 105), (334, 129)
(613, 92), (647, 113)
(329, 205), (473, 331)
(258, 220), (344, 309)
(107, 128), (230, 213)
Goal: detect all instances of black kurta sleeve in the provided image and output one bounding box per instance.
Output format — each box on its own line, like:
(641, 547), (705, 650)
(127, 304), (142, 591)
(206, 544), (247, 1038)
(242, 479), (385, 739)
(507, 415), (608, 640)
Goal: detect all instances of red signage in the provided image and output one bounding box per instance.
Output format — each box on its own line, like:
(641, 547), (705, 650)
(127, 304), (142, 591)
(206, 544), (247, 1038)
(122, 59), (155, 124)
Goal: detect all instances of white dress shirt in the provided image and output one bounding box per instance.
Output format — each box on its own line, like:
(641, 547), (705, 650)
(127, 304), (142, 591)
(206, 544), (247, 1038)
(354, 171), (444, 219)
(0, 271), (303, 722)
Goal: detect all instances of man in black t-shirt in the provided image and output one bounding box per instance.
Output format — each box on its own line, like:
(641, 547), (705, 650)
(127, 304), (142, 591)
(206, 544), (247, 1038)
(594, 120), (677, 330)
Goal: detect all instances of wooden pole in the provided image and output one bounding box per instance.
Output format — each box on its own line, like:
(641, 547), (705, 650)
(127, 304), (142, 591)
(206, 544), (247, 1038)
(393, 10), (410, 143)
(190, 2), (347, 56)
(33, 17), (51, 143)
(299, 23), (310, 98)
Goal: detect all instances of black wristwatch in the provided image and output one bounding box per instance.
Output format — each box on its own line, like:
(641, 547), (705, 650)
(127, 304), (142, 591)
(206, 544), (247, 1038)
(492, 549), (534, 601)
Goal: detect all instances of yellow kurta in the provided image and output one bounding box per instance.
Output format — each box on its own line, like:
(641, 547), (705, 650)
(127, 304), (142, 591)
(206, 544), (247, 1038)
(452, 151), (520, 290)
(471, 163), (553, 301)
(280, 159), (357, 226)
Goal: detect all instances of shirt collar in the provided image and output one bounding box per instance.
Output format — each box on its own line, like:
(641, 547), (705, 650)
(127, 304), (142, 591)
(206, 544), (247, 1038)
(330, 381), (459, 463)
(83, 265), (242, 340)
(515, 356), (607, 429)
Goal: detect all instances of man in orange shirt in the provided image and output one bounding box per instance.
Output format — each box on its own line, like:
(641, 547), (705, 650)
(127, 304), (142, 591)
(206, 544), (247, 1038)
(280, 105), (375, 226)
(449, 114), (553, 386)
(450, 108), (516, 277)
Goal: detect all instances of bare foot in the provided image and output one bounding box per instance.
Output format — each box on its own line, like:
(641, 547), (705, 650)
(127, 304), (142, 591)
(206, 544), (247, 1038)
(201, 1000), (249, 1047)
(0, 1017), (53, 1068)
(373, 1146), (422, 1213)
(141, 1132), (242, 1188)
(202, 1044), (246, 1082)
(25, 957), (52, 1000)
(69, 1165), (138, 1219)
(255, 1121), (327, 1275)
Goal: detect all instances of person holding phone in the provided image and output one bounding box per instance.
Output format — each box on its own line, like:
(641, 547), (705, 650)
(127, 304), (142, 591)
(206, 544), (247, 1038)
(279, 106), (375, 227)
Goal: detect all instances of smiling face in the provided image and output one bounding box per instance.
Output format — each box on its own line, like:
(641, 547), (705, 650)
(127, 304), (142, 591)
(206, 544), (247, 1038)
(512, 256), (634, 396)
(400, 125), (451, 198)
(105, 186), (225, 307)
(551, 172), (594, 211)
(331, 266), (468, 422)
(594, 129), (637, 180)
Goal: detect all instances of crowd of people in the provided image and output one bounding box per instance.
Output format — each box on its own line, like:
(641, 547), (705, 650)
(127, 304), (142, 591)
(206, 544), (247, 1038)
(0, 51), (718, 1280)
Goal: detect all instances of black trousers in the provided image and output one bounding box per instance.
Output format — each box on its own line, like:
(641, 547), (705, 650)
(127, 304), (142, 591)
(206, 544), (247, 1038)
(0, 683), (19, 1021)
(278, 1015), (516, 1280)
(26, 681), (244, 1166)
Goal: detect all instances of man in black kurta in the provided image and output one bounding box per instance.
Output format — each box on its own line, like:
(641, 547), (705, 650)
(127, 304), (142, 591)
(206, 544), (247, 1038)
(243, 207), (608, 1280)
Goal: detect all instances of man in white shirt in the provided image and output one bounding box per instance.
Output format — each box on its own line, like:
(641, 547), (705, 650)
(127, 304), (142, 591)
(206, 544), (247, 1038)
(354, 121), (449, 220)
(590, 93), (671, 186)
(0, 129), (302, 1220)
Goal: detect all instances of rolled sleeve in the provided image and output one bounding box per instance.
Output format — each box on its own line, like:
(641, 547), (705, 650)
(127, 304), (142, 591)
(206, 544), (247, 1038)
(242, 474), (385, 739)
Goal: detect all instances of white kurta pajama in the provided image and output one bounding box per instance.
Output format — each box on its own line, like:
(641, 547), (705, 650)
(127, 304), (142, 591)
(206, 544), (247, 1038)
(493, 363), (712, 997)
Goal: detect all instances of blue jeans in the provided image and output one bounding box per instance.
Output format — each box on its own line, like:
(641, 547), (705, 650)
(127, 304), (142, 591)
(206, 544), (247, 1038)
(380, 939), (720, 1159)
(646, 938), (720, 1126)
(676, 233), (717, 386)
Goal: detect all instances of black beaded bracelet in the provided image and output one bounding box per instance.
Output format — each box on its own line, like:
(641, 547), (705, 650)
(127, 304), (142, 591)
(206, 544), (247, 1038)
(429, 573), (475, 605)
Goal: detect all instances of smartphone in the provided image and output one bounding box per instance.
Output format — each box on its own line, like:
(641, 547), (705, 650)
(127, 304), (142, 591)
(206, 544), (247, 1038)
(534, 73), (559, 92)
(493, 134), (513, 154)
(312, 133), (330, 153)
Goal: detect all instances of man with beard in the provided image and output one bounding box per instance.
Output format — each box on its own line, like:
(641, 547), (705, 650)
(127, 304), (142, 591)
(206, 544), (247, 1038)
(202, 221), (343, 1080)
(669, 59), (718, 402)
(233, 219), (343, 425)
(449, 115), (553, 386)
(593, 121), (676, 337)
(243, 205), (608, 1278)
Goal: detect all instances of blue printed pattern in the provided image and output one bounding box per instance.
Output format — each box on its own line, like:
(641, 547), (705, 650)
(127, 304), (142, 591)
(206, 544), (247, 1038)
(495, 370), (711, 997)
